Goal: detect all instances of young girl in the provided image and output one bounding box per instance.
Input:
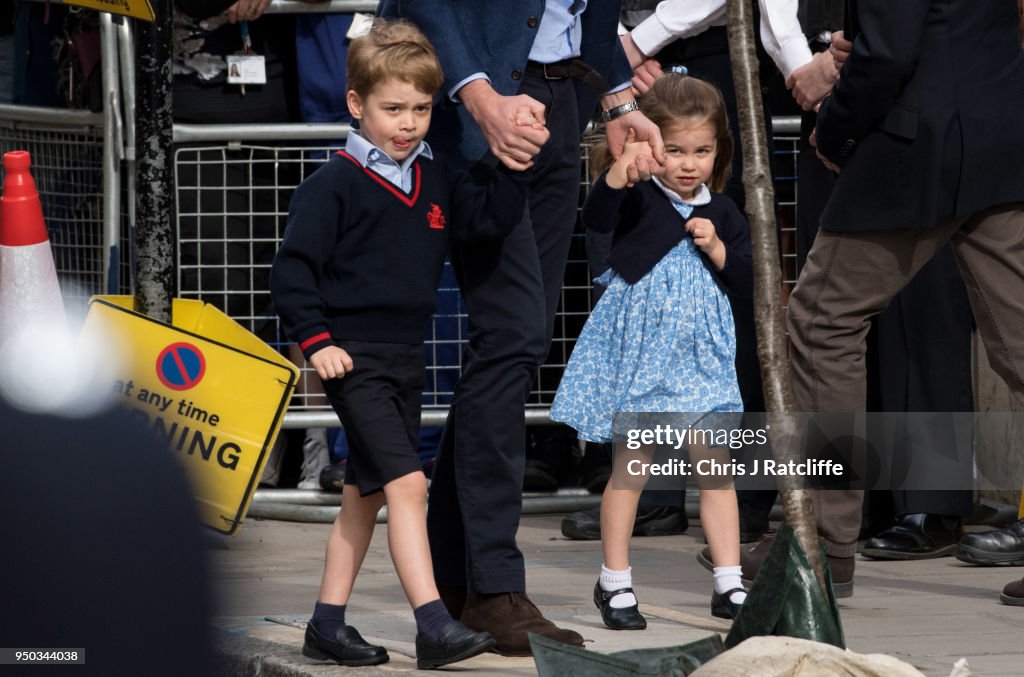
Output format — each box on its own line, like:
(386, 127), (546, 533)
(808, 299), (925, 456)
(550, 71), (752, 626)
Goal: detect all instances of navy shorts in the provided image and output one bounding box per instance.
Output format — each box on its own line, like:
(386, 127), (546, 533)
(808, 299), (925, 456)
(321, 341), (425, 496)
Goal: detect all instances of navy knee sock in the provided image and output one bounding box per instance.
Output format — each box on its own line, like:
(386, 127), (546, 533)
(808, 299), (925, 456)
(311, 601), (347, 638)
(414, 599), (454, 643)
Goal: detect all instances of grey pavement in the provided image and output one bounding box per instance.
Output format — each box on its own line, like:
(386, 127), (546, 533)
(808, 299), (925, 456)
(210, 509), (1024, 676)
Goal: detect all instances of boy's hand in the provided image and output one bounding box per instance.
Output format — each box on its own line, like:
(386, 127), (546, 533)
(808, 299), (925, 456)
(310, 345), (353, 380)
(606, 129), (654, 189)
(686, 217), (726, 269)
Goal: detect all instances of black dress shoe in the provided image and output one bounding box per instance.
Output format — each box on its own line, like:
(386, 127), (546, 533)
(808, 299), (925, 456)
(561, 503), (689, 540)
(710, 588), (745, 620)
(861, 513), (963, 560)
(957, 518), (1024, 566)
(415, 620), (496, 670)
(318, 461), (346, 492)
(632, 505), (688, 536)
(593, 582), (647, 630)
(302, 622), (389, 667)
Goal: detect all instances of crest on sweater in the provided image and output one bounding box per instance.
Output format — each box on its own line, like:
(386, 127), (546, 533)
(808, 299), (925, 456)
(427, 203), (446, 230)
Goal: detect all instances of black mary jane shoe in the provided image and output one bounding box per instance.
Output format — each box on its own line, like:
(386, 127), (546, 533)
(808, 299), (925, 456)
(302, 622), (389, 667)
(593, 581), (647, 630)
(710, 588), (745, 620)
(415, 620), (496, 670)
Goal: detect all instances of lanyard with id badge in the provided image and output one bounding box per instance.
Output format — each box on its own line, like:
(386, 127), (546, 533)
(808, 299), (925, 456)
(227, 21), (266, 94)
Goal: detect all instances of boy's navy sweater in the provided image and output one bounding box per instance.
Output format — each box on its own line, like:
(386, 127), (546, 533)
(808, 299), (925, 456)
(581, 173), (753, 299)
(271, 152), (526, 359)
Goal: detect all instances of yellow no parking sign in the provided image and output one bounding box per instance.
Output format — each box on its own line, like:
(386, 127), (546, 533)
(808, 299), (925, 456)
(82, 297), (298, 535)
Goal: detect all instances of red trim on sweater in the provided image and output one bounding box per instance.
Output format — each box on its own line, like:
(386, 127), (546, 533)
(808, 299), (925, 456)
(300, 332), (332, 352)
(335, 150), (421, 207)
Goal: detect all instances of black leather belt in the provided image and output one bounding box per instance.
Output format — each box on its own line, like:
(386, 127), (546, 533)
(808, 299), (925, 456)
(526, 59), (577, 79)
(525, 59), (609, 92)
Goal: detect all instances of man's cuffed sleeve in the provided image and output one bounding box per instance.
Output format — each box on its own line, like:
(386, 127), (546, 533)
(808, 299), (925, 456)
(628, 0), (727, 57)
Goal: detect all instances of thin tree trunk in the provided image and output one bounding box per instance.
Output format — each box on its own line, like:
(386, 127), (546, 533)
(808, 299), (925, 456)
(724, 0), (826, 595)
(134, 2), (175, 323)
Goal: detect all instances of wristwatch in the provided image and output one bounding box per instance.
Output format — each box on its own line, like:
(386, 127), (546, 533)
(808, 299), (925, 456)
(600, 100), (640, 122)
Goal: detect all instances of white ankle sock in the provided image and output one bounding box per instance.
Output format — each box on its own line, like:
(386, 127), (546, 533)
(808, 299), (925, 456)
(600, 565), (637, 608)
(712, 566), (747, 604)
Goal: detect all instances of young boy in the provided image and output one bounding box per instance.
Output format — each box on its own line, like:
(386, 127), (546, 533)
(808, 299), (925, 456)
(270, 19), (541, 670)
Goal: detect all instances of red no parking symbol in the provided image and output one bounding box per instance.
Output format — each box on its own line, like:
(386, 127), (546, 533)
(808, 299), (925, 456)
(156, 342), (207, 391)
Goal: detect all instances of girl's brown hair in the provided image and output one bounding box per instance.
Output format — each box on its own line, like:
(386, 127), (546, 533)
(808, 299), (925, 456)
(347, 18), (444, 98)
(589, 73), (733, 193)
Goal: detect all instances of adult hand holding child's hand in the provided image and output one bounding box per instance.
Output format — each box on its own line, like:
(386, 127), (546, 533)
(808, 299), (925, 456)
(460, 80), (549, 171)
(607, 129), (655, 189)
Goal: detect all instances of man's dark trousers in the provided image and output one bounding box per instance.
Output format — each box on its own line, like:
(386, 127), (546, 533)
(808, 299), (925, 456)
(427, 72), (581, 593)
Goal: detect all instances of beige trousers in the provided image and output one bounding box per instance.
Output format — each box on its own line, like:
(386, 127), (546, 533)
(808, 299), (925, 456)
(787, 203), (1024, 555)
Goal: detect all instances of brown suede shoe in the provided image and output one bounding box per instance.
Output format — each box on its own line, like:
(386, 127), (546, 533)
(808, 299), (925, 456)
(1000, 577), (1024, 606)
(697, 531), (855, 598)
(460, 591), (584, 656)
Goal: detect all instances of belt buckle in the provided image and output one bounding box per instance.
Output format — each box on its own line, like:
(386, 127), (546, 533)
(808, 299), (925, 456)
(541, 62), (560, 80)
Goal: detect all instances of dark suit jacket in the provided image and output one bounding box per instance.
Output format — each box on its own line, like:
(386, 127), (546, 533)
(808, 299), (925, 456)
(816, 0), (1024, 232)
(378, 0), (633, 166)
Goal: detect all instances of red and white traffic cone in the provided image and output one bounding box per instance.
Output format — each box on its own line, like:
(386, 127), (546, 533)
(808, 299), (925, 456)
(0, 150), (66, 342)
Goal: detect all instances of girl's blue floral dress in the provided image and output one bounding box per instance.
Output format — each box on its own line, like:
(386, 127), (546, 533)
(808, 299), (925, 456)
(550, 181), (742, 442)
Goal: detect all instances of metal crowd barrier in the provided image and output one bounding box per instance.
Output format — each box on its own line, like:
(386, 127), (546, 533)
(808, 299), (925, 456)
(1, 0), (801, 431)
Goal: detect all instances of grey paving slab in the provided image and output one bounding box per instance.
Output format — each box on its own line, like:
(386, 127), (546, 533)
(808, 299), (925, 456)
(211, 513), (1024, 676)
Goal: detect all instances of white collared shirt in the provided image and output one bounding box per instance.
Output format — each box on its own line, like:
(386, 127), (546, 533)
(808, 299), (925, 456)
(652, 176), (712, 208)
(344, 131), (434, 193)
(625, 0), (813, 80)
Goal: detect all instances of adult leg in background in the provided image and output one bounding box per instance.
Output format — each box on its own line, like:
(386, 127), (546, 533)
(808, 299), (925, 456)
(787, 217), (965, 556)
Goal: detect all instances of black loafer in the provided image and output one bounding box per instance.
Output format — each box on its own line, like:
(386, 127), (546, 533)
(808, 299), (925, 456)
(562, 504), (689, 541)
(593, 581), (647, 630)
(710, 587), (745, 620)
(957, 518), (1024, 566)
(861, 513), (963, 560)
(415, 620), (495, 670)
(302, 622), (389, 667)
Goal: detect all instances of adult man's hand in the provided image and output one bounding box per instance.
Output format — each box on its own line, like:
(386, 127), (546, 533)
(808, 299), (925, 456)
(459, 79), (550, 170)
(601, 90), (665, 166)
(631, 59), (663, 96)
(786, 51), (838, 111)
(830, 31), (853, 71)
(809, 128), (841, 174)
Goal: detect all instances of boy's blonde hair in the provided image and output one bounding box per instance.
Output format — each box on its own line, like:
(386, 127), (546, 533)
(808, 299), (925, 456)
(590, 73), (734, 193)
(346, 18), (444, 98)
